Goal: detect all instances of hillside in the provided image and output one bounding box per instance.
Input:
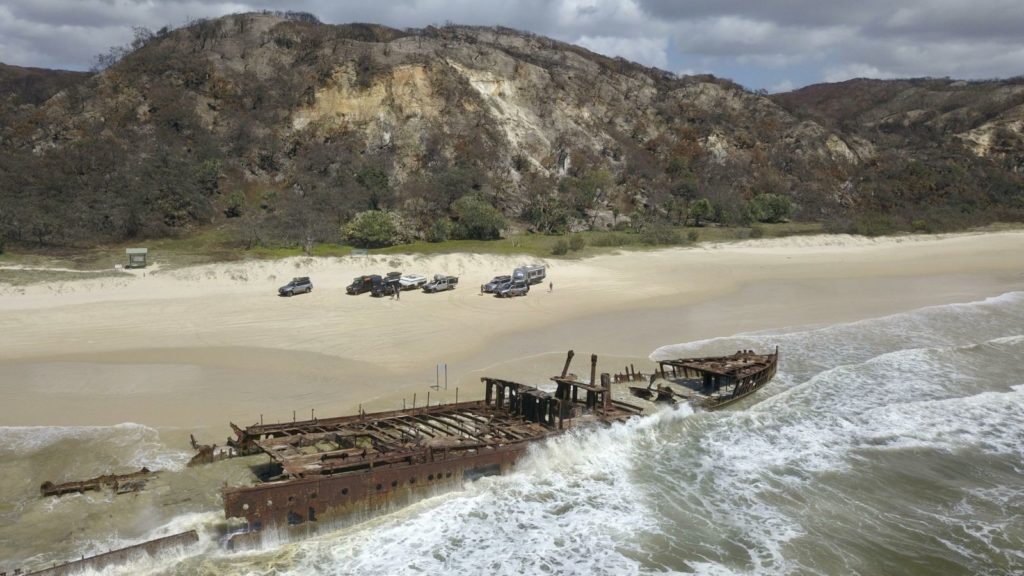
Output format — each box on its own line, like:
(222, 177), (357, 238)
(1, 12), (1022, 250)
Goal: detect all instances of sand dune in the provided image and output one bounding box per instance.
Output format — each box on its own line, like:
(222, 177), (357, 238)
(0, 231), (1021, 428)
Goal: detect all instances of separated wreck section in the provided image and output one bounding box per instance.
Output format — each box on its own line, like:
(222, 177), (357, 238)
(17, 530), (198, 576)
(221, 352), (643, 548)
(39, 467), (155, 497)
(642, 348), (778, 410)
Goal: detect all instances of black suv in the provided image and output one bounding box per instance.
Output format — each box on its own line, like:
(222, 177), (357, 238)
(483, 275), (511, 293)
(371, 272), (403, 297)
(347, 275), (380, 295)
(279, 277), (313, 296)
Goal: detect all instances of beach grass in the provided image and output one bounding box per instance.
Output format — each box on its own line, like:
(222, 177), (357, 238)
(8, 220), (1018, 285)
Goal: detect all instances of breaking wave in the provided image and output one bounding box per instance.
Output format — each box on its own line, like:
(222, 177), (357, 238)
(8, 291), (1024, 575)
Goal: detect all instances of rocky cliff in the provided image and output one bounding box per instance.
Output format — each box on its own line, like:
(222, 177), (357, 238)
(1, 13), (1021, 247)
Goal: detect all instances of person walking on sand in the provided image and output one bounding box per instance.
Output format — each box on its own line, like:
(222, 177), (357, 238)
(549, 281), (553, 292)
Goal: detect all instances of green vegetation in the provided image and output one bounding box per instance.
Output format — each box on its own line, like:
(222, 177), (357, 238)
(7, 220), (1024, 287)
(689, 199), (713, 227)
(342, 210), (406, 248)
(747, 193), (793, 223)
(451, 195), (507, 240)
(2, 14), (1022, 261)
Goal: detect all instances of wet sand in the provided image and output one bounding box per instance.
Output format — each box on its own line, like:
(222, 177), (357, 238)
(1, 231), (1022, 430)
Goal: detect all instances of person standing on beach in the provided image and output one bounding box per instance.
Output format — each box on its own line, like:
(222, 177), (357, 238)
(549, 281), (553, 292)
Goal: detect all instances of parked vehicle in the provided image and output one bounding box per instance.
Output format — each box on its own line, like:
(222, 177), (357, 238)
(371, 272), (403, 297)
(498, 280), (530, 298)
(482, 275), (511, 293)
(278, 277), (313, 297)
(423, 274), (459, 293)
(399, 274), (428, 290)
(512, 264), (546, 285)
(346, 275), (380, 295)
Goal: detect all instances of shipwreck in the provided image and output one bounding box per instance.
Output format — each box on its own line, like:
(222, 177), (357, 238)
(629, 348), (779, 410)
(206, 347), (777, 548)
(218, 351), (644, 547)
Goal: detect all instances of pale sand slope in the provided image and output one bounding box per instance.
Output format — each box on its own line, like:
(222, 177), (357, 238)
(0, 231), (1021, 428)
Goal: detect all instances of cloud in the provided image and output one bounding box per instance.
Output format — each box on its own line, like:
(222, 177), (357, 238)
(823, 63), (898, 83)
(768, 79), (795, 93)
(0, 0), (1021, 90)
(574, 35), (669, 69)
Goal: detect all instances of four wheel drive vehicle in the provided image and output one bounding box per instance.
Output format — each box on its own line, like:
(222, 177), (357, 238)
(512, 264), (546, 285)
(346, 275), (380, 295)
(399, 274), (428, 290)
(491, 279), (512, 294)
(498, 280), (530, 298)
(371, 275), (402, 297)
(482, 275), (512, 293)
(423, 274), (459, 293)
(278, 277), (313, 296)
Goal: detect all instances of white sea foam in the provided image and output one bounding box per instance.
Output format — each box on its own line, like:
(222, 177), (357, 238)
(625, 293), (1024, 573)
(267, 293), (1024, 576)
(22, 291), (1020, 576)
(0, 422), (192, 471)
(266, 414), (692, 576)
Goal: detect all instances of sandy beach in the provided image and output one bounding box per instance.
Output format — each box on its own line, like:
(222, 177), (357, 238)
(1, 231), (1022, 430)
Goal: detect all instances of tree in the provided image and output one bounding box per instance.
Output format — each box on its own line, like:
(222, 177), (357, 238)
(224, 191), (245, 218)
(426, 218), (452, 242)
(356, 165), (392, 210)
(451, 195), (506, 240)
(342, 210), (406, 248)
(522, 190), (569, 234)
(747, 193), (793, 223)
(689, 198), (713, 227)
(561, 169), (611, 229)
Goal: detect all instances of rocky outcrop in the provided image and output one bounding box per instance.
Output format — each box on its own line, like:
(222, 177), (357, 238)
(1, 13), (1022, 246)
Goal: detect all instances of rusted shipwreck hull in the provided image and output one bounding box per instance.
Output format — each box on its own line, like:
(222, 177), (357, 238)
(221, 351), (643, 548)
(39, 467), (155, 497)
(16, 530), (198, 576)
(631, 348), (779, 410)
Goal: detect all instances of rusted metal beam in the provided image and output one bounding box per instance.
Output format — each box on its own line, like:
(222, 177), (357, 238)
(24, 531), (198, 576)
(561, 349), (575, 378)
(39, 468), (156, 498)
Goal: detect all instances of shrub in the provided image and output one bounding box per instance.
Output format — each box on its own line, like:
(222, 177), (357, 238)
(224, 191), (245, 218)
(911, 219), (931, 233)
(551, 238), (570, 255)
(689, 198), (713, 226)
(851, 213), (899, 237)
(342, 210), (406, 248)
(749, 224), (764, 238)
(568, 234), (586, 251)
(686, 230), (700, 243)
(747, 193), (793, 223)
(589, 232), (634, 247)
(639, 224), (682, 245)
(426, 218), (452, 242)
(452, 195), (506, 240)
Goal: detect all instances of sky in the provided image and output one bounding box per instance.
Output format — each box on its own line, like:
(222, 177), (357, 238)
(1, 0), (1022, 92)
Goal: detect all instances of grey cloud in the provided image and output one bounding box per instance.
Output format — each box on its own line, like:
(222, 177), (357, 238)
(0, 0), (1021, 89)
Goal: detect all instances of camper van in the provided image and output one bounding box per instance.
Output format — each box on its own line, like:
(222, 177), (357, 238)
(512, 264), (546, 285)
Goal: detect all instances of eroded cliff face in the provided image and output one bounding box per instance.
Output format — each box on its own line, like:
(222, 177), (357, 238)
(18, 14), (852, 186)
(2, 13), (1022, 246)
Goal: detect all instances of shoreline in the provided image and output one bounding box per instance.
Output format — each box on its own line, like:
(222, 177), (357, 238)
(0, 231), (1021, 429)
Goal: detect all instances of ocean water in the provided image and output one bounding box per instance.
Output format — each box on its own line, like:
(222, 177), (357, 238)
(2, 292), (1023, 575)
